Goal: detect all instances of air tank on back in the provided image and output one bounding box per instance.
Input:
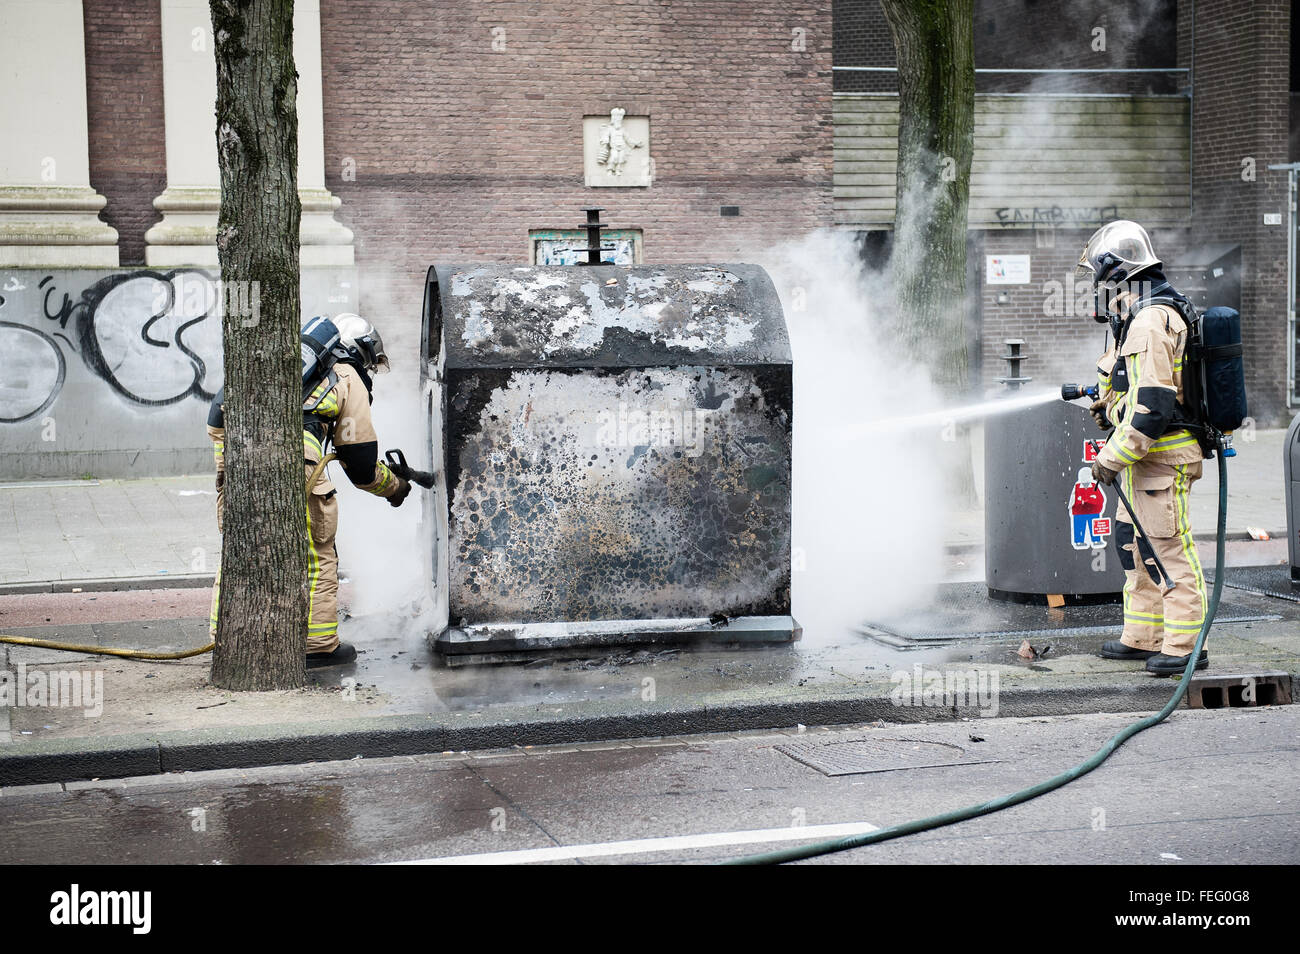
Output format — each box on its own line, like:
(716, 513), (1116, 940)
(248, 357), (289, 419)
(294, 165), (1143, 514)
(983, 340), (1125, 602)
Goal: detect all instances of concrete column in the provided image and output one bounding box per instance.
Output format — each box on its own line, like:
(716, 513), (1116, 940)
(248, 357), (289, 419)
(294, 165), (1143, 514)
(145, 0), (353, 266)
(0, 0), (119, 266)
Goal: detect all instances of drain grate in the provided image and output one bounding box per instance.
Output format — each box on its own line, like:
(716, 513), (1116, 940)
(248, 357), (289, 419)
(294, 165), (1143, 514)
(1207, 566), (1300, 604)
(1186, 672), (1293, 710)
(775, 737), (1000, 777)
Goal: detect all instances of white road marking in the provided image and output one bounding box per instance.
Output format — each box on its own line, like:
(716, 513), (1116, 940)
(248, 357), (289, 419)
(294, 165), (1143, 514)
(391, 821), (880, 865)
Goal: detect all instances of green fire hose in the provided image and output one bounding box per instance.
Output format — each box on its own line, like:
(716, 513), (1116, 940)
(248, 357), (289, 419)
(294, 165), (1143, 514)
(728, 450), (1228, 865)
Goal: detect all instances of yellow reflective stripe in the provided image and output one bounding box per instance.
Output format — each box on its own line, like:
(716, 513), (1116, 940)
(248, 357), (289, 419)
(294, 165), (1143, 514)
(308, 622), (339, 634)
(1122, 581), (1164, 622)
(1152, 430), (1197, 450)
(1126, 353), (1141, 420)
(1111, 442), (1140, 464)
(209, 562), (221, 637)
(306, 504), (321, 636)
(1174, 464), (1208, 621)
(304, 431), (324, 458)
(1106, 353), (1144, 464)
(369, 462), (395, 496)
(1123, 613), (1164, 629)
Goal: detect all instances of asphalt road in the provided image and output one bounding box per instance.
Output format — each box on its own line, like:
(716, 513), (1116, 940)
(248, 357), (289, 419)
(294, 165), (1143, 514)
(1, 706), (1296, 865)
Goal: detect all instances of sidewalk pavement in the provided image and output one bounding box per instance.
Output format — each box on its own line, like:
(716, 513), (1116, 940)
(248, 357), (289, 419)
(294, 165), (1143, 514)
(0, 431), (1295, 786)
(1, 582), (1296, 786)
(0, 429), (1289, 590)
(0, 476), (220, 590)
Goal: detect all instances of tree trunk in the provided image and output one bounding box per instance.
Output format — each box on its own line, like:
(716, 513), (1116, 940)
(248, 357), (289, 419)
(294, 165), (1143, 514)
(209, 0), (306, 690)
(881, 0), (977, 503)
(881, 0), (975, 395)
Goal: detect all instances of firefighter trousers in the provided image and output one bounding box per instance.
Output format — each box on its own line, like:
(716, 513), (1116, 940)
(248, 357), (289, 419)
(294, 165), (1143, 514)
(1115, 459), (1207, 656)
(208, 474), (341, 654)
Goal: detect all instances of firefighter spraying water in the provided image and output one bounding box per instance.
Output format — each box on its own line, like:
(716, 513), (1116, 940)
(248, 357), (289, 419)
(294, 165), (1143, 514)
(1067, 220), (1247, 676)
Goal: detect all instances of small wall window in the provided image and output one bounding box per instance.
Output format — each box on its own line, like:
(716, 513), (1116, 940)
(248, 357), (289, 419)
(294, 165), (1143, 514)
(529, 229), (643, 265)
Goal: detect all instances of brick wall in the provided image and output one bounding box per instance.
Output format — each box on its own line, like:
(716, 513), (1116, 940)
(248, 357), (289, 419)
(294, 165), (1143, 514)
(1191, 0), (1291, 420)
(319, 0), (834, 345)
(83, 1), (165, 267)
(978, 226), (1208, 392)
(979, 230), (1112, 391)
(842, 0), (1293, 417)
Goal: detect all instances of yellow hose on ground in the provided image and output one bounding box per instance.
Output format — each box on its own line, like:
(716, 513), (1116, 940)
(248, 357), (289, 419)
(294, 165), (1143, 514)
(0, 634), (212, 659)
(0, 455), (336, 661)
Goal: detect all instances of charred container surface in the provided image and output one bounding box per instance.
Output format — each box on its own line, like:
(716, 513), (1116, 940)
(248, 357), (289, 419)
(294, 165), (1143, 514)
(984, 400), (1125, 602)
(421, 263), (797, 658)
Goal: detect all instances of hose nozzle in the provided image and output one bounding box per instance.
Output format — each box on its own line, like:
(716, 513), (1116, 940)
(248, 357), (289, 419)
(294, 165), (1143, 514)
(1061, 383), (1098, 402)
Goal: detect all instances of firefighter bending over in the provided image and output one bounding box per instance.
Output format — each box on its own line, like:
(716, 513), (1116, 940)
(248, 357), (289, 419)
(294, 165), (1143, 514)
(207, 314), (412, 668)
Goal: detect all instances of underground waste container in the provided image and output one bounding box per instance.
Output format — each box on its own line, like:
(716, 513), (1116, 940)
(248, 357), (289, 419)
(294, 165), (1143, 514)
(419, 263), (798, 660)
(984, 389), (1126, 603)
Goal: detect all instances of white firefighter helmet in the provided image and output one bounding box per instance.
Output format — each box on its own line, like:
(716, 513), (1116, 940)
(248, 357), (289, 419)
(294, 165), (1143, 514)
(1074, 220), (1161, 286)
(332, 313), (390, 374)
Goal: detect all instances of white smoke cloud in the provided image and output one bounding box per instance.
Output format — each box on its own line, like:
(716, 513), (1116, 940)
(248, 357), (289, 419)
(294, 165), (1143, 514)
(752, 230), (955, 643)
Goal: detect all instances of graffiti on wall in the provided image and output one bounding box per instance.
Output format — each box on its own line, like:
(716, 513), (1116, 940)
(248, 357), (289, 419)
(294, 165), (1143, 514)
(993, 205), (1120, 229)
(0, 270), (223, 424)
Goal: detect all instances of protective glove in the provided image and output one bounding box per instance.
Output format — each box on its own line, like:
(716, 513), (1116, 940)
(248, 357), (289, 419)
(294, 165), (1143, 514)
(1091, 459), (1119, 485)
(388, 475), (412, 508)
(215, 470), (225, 492)
(1088, 398), (1113, 431)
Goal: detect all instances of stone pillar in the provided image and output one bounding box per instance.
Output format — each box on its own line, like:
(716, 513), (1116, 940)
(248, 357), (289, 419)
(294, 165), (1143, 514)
(0, 0), (119, 266)
(145, 0), (353, 266)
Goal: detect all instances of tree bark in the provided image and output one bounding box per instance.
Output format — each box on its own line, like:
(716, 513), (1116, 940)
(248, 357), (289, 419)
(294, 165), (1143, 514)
(881, 0), (975, 397)
(209, 0), (306, 690)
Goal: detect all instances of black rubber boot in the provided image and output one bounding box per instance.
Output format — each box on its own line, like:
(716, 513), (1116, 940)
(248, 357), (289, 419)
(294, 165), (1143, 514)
(306, 641), (357, 669)
(1145, 650), (1208, 676)
(1099, 640), (1160, 661)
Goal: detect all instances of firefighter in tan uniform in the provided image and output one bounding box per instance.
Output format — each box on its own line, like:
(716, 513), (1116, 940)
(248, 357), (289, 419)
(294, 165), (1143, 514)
(208, 314), (411, 668)
(1076, 221), (1208, 676)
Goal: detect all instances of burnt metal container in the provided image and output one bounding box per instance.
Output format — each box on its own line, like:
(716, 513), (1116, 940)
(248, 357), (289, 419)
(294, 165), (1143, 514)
(420, 263), (797, 660)
(984, 399), (1125, 602)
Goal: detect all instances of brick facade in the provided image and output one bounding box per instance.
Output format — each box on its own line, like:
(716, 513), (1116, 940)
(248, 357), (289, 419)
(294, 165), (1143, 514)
(1190, 0), (1291, 419)
(318, 0), (834, 345)
(68, 1), (1294, 415)
(978, 230), (1111, 391)
(83, 0), (166, 267)
(837, 0), (1292, 418)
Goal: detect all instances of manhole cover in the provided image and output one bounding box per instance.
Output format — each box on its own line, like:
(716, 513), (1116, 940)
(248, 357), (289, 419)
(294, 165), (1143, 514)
(775, 737), (1000, 777)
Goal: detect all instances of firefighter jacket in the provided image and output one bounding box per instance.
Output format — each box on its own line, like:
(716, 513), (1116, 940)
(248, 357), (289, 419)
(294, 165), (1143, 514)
(1094, 300), (1204, 472)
